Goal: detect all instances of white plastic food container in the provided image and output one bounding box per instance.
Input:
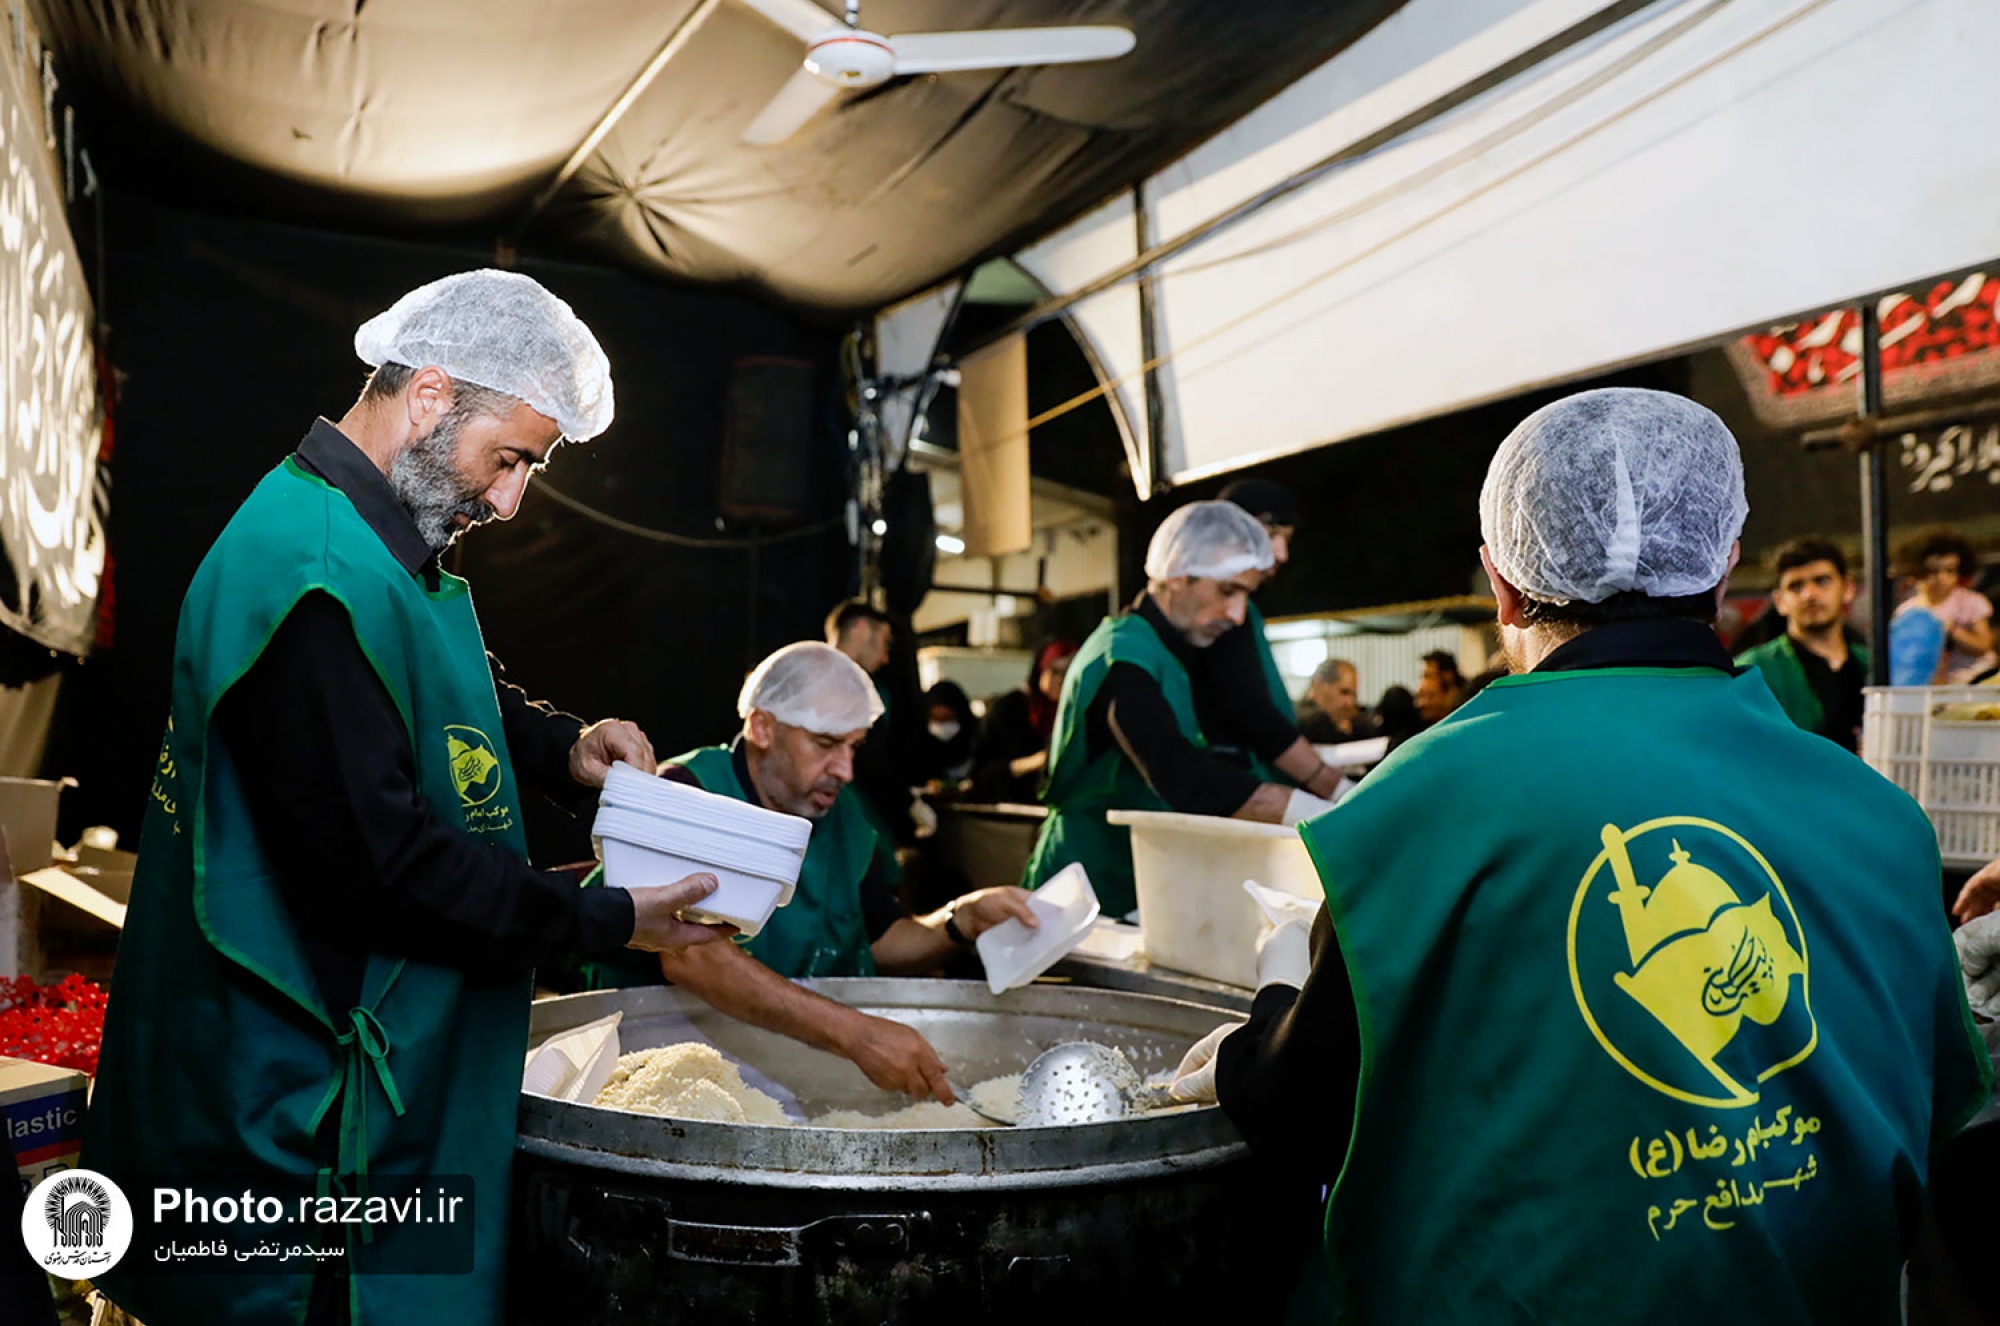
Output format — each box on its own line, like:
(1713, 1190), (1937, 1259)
(1313, 736), (1389, 770)
(522, 1011), (624, 1103)
(599, 763), (811, 851)
(1107, 809), (1322, 988)
(974, 861), (1101, 994)
(592, 766), (811, 937)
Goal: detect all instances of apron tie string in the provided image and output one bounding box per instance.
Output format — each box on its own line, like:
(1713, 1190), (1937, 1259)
(332, 1006), (406, 1241)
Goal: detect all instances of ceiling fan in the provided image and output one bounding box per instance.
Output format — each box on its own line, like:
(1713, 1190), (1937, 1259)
(737, 0), (1136, 145)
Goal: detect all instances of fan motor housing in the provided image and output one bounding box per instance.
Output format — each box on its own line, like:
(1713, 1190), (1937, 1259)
(804, 31), (896, 87)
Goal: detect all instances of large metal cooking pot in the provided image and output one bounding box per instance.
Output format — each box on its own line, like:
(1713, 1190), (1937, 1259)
(509, 979), (1316, 1324)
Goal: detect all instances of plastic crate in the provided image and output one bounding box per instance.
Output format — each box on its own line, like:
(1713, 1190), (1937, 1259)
(1861, 686), (2000, 868)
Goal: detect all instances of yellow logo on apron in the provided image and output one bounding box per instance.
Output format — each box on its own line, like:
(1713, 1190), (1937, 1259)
(444, 725), (503, 808)
(1567, 818), (1816, 1108)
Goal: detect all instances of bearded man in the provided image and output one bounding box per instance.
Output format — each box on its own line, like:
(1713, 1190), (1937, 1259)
(83, 270), (727, 1326)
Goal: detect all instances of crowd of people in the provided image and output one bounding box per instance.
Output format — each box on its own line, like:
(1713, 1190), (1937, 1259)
(1283, 528), (1997, 765)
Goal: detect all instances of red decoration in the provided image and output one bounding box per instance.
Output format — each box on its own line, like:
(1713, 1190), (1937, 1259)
(0, 973), (109, 1076)
(1740, 274), (2000, 400)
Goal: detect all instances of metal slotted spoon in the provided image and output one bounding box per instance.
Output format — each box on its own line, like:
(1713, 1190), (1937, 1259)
(1016, 1041), (1175, 1127)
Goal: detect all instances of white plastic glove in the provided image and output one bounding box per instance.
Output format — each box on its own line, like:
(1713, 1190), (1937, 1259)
(1167, 1021), (1236, 1104)
(1256, 917), (1312, 991)
(1957, 912), (2000, 1018)
(1281, 788), (1336, 827)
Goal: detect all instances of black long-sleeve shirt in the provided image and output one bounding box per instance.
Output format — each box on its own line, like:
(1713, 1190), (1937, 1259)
(1214, 617), (1740, 1184)
(969, 688), (1044, 803)
(1082, 595), (1265, 818)
(210, 420), (635, 1013)
(1189, 602), (1303, 767)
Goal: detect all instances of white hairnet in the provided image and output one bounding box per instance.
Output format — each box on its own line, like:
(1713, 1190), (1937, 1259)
(1479, 388), (1748, 605)
(1144, 500), (1274, 583)
(354, 269), (615, 440)
(739, 642), (885, 736)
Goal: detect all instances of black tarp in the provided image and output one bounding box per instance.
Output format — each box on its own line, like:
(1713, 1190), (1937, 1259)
(44, 199), (852, 863)
(34, 0), (1408, 313)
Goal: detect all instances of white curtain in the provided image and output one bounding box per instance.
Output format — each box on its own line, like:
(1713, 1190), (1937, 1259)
(1015, 0), (2000, 488)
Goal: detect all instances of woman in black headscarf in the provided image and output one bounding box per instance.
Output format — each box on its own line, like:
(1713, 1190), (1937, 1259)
(969, 640), (1078, 803)
(918, 680), (978, 786)
(1373, 684), (1423, 751)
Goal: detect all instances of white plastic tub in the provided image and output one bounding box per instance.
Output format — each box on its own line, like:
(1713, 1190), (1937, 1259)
(1106, 809), (1323, 989)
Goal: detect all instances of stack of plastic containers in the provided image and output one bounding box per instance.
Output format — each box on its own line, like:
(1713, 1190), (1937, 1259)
(592, 763), (812, 936)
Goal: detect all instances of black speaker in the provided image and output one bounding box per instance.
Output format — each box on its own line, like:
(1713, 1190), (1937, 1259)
(719, 356), (820, 524)
(878, 468), (935, 619)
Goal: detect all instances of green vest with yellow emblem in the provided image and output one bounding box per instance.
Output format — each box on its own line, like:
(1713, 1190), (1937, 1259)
(82, 458), (533, 1326)
(1733, 634), (1870, 740)
(1022, 611), (1207, 916)
(1294, 664), (1991, 1323)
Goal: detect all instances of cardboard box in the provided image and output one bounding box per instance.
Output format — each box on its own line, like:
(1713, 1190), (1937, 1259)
(4, 843), (133, 981)
(1, 1056), (87, 1198)
(23, 856), (132, 930)
(0, 777), (68, 876)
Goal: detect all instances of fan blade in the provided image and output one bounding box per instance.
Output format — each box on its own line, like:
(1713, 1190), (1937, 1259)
(738, 0), (838, 44)
(742, 67), (843, 144)
(889, 25), (1134, 75)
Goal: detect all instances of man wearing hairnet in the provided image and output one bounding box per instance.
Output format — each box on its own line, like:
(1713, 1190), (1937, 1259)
(582, 642), (1039, 1101)
(1170, 389), (1991, 1322)
(1188, 476), (1355, 794)
(82, 271), (728, 1326)
(1022, 500), (1340, 916)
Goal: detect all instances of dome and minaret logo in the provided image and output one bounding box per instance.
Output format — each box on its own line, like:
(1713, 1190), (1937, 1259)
(20, 1167), (133, 1275)
(1568, 818), (1817, 1109)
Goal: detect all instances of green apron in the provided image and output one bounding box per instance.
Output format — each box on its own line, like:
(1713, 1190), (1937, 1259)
(580, 745), (884, 985)
(1295, 664), (1991, 1324)
(1243, 598), (1298, 785)
(1734, 634), (1869, 739)
(82, 458), (533, 1326)
(1021, 612), (1207, 916)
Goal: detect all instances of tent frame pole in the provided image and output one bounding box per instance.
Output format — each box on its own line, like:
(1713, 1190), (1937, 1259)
(1856, 301), (1890, 686)
(1134, 181), (1168, 497)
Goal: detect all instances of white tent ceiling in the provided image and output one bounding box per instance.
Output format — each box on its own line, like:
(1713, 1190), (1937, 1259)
(1000, 0), (2000, 491)
(1015, 193), (1152, 490)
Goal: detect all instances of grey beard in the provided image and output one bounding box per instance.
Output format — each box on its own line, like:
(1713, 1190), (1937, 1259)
(387, 409), (494, 551)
